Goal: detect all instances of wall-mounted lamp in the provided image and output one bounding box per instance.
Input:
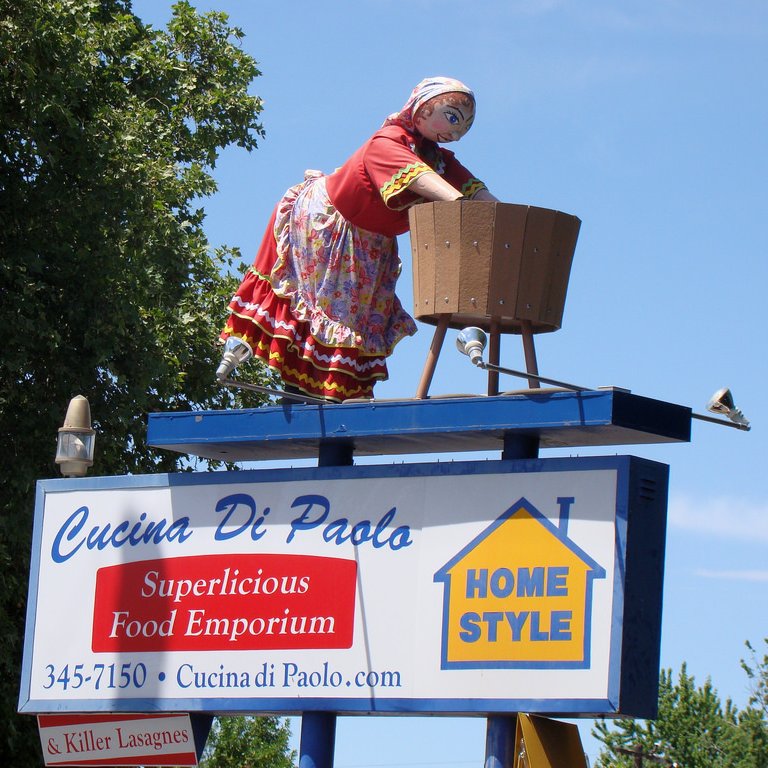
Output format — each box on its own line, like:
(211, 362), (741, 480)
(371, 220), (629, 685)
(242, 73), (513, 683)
(55, 395), (95, 477)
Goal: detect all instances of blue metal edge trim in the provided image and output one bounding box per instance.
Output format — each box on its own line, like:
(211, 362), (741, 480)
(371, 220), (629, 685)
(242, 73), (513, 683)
(31, 454), (634, 492)
(18, 696), (616, 717)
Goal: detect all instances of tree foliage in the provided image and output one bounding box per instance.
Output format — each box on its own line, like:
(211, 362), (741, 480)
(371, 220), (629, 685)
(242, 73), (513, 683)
(593, 663), (768, 768)
(0, 0), (274, 762)
(200, 716), (296, 768)
(742, 638), (768, 719)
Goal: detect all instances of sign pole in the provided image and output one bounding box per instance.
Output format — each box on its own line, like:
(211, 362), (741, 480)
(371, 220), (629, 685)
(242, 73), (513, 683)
(296, 439), (355, 768)
(485, 429), (541, 766)
(485, 715), (518, 768)
(299, 713), (338, 768)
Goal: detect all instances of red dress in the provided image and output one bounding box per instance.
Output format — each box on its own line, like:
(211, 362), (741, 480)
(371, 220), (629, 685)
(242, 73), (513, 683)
(221, 125), (486, 402)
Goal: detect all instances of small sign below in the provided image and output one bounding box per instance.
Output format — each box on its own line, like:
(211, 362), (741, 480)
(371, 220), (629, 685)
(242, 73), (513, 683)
(38, 713), (198, 766)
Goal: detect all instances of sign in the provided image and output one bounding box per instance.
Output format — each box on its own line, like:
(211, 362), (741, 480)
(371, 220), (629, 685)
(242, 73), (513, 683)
(19, 456), (668, 717)
(38, 713), (198, 766)
(513, 714), (588, 768)
(435, 498), (605, 668)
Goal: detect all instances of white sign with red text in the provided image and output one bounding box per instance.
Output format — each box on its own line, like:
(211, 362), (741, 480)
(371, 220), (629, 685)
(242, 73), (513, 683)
(38, 713), (197, 766)
(19, 457), (665, 716)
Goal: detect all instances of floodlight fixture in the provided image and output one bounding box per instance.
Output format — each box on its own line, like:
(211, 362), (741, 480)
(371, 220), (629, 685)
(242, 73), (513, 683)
(706, 387), (750, 428)
(455, 327), (487, 366)
(216, 337), (253, 381)
(455, 328), (752, 431)
(455, 327), (590, 391)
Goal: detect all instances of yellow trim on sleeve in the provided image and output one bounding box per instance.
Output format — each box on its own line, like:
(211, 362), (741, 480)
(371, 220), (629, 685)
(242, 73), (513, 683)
(380, 161), (433, 207)
(461, 178), (488, 198)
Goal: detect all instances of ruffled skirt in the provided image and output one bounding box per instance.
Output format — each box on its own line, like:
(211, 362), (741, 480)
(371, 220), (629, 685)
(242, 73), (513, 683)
(221, 176), (417, 401)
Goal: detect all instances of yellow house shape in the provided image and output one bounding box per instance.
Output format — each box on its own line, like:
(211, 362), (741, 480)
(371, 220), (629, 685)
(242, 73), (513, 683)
(434, 498), (606, 669)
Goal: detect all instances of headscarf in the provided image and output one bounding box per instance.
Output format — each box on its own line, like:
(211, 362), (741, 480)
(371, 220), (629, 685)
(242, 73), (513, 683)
(383, 76), (475, 134)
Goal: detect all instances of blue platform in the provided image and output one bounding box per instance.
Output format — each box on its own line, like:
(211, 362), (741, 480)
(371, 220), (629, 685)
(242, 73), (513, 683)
(147, 388), (691, 462)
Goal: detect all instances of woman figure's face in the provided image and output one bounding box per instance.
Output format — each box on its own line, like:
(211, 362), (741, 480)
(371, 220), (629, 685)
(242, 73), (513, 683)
(414, 92), (475, 143)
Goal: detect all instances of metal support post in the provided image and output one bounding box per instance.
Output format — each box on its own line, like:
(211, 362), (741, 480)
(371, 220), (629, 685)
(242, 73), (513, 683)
(485, 715), (518, 768)
(299, 713), (337, 768)
(300, 439), (352, 768)
(488, 420), (539, 764)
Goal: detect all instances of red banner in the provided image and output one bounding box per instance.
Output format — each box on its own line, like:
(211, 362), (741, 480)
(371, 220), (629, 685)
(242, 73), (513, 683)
(92, 553), (356, 652)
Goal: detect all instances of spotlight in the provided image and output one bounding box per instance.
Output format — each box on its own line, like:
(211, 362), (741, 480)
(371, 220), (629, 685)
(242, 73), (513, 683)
(216, 337), (253, 380)
(455, 327), (488, 367)
(455, 327), (588, 391)
(454, 329), (752, 432)
(706, 387), (750, 428)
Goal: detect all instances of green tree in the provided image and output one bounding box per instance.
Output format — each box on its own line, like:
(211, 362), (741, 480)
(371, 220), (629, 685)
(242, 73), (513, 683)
(0, 0), (274, 762)
(593, 664), (768, 768)
(201, 716), (296, 768)
(742, 638), (768, 718)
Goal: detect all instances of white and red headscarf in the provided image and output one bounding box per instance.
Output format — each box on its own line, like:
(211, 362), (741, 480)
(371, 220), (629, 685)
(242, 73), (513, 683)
(383, 76), (475, 134)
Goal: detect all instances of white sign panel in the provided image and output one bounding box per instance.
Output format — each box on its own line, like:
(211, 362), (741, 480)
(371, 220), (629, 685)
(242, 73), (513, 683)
(38, 713), (198, 766)
(20, 457), (667, 716)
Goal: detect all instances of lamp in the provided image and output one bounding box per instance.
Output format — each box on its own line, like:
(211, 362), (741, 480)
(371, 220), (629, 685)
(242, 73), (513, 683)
(455, 328), (752, 431)
(455, 327), (590, 391)
(455, 327), (488, 366)
(216, 337), (253, 381)
(706, 387), (750, 428)
(55, 395), (95, 477)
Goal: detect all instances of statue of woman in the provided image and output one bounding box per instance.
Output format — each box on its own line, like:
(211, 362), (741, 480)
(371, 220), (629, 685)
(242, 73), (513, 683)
(217, 76), (497, 401)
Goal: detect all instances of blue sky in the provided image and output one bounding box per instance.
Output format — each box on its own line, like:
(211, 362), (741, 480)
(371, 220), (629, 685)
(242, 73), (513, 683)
(132, 1), (768, 762)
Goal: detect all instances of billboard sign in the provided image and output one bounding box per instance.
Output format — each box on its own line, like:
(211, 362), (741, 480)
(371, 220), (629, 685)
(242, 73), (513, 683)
(20, 456), (667, 717)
